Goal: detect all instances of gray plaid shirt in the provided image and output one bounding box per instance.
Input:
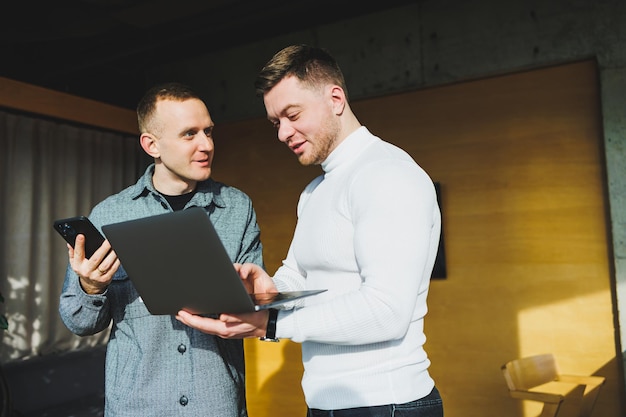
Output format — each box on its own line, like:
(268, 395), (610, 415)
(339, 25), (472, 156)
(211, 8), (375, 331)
(60, 165), (263, 417)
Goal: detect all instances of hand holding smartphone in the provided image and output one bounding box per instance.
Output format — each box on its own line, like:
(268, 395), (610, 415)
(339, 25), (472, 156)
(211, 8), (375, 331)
(53, 216), (105, 259)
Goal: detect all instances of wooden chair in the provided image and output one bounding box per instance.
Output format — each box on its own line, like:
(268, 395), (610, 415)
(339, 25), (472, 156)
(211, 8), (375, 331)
(501, 353), (605, 417)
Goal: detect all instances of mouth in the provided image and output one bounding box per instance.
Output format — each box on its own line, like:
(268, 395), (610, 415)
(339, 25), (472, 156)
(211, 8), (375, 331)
(194, 158), (211, 167)
(290, 141), (306, 154)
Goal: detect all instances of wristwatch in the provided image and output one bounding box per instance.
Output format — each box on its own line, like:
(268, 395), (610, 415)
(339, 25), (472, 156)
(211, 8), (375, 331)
(259, 308), (280, 342)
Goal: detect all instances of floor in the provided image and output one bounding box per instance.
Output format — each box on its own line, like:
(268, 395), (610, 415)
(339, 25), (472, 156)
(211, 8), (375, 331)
(2, 347), (106, 417)
(13, 394), (104, 417)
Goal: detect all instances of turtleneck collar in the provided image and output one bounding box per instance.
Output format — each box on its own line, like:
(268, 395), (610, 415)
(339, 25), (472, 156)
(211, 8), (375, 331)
(321, 126), (374, 174)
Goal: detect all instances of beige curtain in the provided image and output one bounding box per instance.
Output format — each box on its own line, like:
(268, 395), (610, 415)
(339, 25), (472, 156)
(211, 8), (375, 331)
(0, 109), (147, 363)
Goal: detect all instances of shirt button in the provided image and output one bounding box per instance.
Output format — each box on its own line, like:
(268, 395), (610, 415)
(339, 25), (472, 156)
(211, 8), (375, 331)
(177, 344), (187, 354)
(92, 300), (103, 307)
(179, 395), (188, 406)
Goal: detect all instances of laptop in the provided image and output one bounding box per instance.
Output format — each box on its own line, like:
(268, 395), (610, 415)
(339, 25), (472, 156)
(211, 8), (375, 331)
(101, 207), (325, 316)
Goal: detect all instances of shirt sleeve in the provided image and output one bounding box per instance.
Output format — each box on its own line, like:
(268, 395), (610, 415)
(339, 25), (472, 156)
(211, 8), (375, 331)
(234, 195), (265, 269)
(58, 205), (117, 336)
(59, 259), (113, 336)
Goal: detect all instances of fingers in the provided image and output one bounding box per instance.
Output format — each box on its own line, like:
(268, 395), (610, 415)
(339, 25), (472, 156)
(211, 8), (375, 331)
(73, 234), (86, 260)
(70, 236), (120, 295)
(237, 262), (267, 279)
(72, 234), (111, 262)
(98, 250), (120, 275)
(235, 263), (277, 293)
(95, 257), (120, 276)
(176, 310), (223, 334)
(176, 310), (267, 339)
(71, 237), (117, 272)
(79, 259), (117, 294)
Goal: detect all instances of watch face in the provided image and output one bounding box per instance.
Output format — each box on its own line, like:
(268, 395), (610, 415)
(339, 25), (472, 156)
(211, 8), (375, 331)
(259, 337), (280, 342)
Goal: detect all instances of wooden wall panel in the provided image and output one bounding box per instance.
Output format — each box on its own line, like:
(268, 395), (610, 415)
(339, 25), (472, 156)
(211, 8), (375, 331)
(351, 59), (617, 417)
(0, 76), (137, 135)
(215, 60), (620, 417)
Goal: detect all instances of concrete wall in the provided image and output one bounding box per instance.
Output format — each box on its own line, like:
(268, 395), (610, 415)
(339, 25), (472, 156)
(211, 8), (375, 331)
(148, 0), (626, 387)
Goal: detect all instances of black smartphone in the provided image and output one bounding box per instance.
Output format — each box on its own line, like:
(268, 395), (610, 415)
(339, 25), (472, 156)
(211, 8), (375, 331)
(53, 216), (105, 259)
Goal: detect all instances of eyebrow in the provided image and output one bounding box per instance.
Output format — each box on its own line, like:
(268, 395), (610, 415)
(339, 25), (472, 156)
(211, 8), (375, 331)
(177, 123), (214, 136)
(271, 103), (302, 120)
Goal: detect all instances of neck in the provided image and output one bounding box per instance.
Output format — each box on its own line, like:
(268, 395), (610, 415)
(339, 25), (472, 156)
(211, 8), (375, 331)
(152, 166), (196, 196)
(336, 112), (362, 147)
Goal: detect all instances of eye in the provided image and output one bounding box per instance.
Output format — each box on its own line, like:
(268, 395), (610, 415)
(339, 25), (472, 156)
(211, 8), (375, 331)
(268, 118), (280, 130)
(203, 127), (213, 137)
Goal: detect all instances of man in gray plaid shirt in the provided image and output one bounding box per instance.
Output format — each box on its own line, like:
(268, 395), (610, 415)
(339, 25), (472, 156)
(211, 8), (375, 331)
(59, 82), (263, 416)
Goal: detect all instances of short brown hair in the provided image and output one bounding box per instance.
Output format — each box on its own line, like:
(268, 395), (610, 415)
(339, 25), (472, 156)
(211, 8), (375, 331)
(254, 44), (348, 100)
(136, 82), (202, 133)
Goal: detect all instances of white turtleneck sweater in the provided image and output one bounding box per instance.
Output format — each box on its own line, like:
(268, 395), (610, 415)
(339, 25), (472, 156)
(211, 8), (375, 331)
(272, 126), (441, 410)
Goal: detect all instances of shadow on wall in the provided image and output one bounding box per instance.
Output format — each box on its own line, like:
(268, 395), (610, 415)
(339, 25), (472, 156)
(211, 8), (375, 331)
(253, 341), (306, 416)
(253, 341), (366, 416)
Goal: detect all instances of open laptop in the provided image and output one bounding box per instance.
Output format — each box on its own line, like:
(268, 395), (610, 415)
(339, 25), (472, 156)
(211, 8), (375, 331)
(101, 207), (325, 316)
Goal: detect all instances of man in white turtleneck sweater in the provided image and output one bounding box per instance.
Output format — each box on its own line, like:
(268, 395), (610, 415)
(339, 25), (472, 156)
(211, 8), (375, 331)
(177, 44), (444, 417)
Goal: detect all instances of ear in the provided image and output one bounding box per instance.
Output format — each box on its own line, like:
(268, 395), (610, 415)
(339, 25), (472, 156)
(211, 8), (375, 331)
(140, 133), (160, 158)
(329, 85), (347, 115)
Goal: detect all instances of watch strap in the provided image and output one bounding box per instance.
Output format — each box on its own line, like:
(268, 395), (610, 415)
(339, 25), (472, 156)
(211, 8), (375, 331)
(259, 308), (279, 342)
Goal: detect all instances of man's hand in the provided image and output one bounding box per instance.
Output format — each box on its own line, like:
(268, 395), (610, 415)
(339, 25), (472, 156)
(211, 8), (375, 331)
(176, 310), (269, 339)
(234, 262), (277, 293)
(69, 234), (120, 295)
(175, 262), (277, 338)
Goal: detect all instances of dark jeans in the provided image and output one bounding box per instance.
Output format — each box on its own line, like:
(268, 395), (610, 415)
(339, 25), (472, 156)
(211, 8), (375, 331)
(307, 386), (443, 417)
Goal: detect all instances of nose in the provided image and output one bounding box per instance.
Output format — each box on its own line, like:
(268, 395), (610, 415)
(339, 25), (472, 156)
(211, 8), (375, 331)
(198, 132), (214, 151)
(277, 121), (295, 143)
